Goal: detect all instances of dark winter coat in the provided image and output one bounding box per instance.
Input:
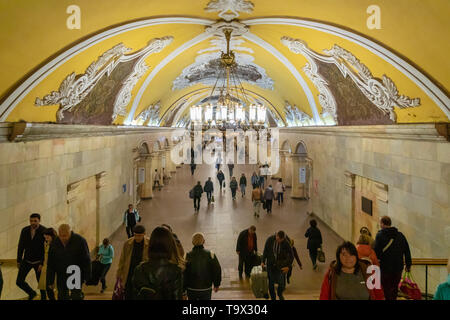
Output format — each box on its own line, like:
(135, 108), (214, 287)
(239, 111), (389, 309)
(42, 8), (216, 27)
(184, 245), (222, 290)
(47, 232), (91, 284)
(263, 187), (274, 200)
(374, 227), (412, 273)
(236, 229), (258, 257)
(17, 225), (47, 264)
(193, 184), (203, 198)
(230, 180), (238, 190)
(239, 176), (247, 186)
(204, 180), (214, 192)
(305, 226), (322, 250)
(217, 172), (225, 182)
(262, 234), (293, 273)
(132, 258), (183, 300)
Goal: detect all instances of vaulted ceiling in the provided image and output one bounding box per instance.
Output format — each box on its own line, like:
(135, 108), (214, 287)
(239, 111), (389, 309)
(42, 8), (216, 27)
(0, 0), (449, 127)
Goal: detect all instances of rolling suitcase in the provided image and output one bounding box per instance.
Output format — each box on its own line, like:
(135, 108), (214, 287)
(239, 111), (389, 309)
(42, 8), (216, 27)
(250, 266), (269, 299)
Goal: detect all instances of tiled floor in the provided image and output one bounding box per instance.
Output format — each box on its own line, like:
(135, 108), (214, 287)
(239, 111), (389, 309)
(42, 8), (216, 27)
(85, 163), (344, 300)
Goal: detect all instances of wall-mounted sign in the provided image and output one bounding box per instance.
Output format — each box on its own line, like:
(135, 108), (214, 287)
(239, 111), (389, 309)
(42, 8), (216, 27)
(299, 167), (306, 183)
(138, 167), (145, 184)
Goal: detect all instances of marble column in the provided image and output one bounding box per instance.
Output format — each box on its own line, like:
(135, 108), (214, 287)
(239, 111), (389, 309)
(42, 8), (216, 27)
(157, 151), (165, 187)
(140, 154), (155, 199)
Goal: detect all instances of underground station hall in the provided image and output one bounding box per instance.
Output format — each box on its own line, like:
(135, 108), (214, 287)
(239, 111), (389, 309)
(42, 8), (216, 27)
(0, 0), (449, 310)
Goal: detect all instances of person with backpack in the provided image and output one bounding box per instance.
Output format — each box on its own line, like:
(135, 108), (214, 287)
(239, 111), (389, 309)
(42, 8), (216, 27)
(261, 231), (293, 300)
(239, 173), (247, 197)
(274, 178), (285, 205)
(319, 241), (384, 300)
(217, 170), (225, 192)
(251, 185), (263, 218)
(263, 185), (275, 214)
(230, 177), (238, 200)
(373, 216), (412, 300)
(123, 204), (141, 239)
(192, 181), (203, 212)
(204, 177), (214, 205)
(132, 227), (184, 300)
(184, 233), (222, 300)
(356, 233), (379, 266)
(305, 219), (322, 270)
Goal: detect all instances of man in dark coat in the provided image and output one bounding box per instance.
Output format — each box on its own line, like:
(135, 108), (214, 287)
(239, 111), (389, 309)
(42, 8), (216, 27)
(236, 226), (258, 279)
(217, 170), (225, 192)
(184, 233), (222, 300)
(192, 181), (203, 212)
(304, 219), (322, 270)
(47, 224), (91, 300)
(262, 230), (293, 300)
(16, 213), (47, 300)
(204, 177), (214, 204)
(374, 216), (412, 300)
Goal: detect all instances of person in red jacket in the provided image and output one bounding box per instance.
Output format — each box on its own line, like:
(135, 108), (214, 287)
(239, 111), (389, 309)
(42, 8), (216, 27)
(356, 234), (379, 266)
(320, 241), (384, 300)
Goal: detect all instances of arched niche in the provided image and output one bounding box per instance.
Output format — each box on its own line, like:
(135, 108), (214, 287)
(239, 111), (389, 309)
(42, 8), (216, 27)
(295, 141), (307, 156)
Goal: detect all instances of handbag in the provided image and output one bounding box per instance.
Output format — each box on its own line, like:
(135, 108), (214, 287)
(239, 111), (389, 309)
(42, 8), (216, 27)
(317, 247), (325, 263)
(398, 271), (422, 300)
(211, 195), (215, 203)
(112, 278), (125, 300)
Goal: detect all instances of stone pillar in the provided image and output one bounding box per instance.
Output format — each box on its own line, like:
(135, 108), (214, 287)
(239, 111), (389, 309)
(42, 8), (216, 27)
(151, 152), (160, 190)
(344, 171), (356, 242)
(284, 154), (292, 188)
(165, 147), (176, 176)
(96, 171), (107, 243)
(140, 155), (154, 199)
(278, 151), (287, 181)
(158, 151), (165, 186)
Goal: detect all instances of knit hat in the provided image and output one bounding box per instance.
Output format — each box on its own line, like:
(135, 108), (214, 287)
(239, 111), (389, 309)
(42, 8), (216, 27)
(192, 232), (205, 246)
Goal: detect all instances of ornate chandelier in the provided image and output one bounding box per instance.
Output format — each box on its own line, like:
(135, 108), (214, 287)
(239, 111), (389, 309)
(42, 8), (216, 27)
(190, 28), (266, 130)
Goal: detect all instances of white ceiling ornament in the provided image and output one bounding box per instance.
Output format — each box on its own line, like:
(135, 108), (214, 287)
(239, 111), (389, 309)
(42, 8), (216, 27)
(205, 0), (254, 21)
(284, 101), (314, 127)
(35, 36), (173, 121)
(281, 37), (421, 122)
(134, 101), (161, 126)
(205, 20), (249, 37)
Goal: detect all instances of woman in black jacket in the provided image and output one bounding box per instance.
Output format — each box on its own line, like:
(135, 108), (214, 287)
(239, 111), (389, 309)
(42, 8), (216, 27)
(305, 219), (322, 270)
(132, 227), (184, 300)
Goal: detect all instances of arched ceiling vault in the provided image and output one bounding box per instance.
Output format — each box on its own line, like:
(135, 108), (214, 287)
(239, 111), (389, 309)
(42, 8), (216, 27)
(0, 0), (449, 127)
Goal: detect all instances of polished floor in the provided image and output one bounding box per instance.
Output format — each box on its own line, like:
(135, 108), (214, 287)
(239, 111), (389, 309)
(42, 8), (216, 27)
(85, 163), (344, 300)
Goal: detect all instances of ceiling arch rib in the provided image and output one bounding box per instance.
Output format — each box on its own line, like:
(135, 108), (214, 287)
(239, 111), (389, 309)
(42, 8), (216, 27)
(0, 17), (214, 121)
(243, 17), (450, 119)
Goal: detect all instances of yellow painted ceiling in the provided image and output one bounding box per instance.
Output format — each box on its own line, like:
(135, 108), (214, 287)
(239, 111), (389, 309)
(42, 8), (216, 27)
(1, 0), (449, 124)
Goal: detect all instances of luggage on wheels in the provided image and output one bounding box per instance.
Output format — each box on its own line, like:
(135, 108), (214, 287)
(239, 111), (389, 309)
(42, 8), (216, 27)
(250, 266), (269, 299)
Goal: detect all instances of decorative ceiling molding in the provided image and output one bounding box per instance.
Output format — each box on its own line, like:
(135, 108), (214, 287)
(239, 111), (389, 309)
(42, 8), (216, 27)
(281, 37), (420, 122)
(134, 101), (161, 126)
(0, 17), (213, 122)
(284, 101), (314, 127)
(205, 0), (254, 21)
(244, 18), (450, 119)
(35, 37), (173, 121)
(205, 20), (249, 37)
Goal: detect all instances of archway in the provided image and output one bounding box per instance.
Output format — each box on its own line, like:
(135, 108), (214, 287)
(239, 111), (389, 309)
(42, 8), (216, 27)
(291, 140), (312, 199)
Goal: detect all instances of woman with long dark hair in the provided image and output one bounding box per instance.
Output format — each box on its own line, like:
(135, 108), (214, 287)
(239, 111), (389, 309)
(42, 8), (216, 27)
(38, 228), (57, 300)
(319, 241), (384, 300)
(132, 227), (184, 300)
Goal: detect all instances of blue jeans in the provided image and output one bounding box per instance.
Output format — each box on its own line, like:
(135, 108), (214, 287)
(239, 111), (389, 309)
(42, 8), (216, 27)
(240, 184), (246, 195)
(231, 188), (237, 198)
(268, 269), (286, 300)
(206, 191), (212, 203)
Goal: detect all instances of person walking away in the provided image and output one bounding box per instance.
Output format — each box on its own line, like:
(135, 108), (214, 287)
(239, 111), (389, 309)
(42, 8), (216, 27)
(184, 233), (222, 300)
(433, 257), (450, 300)
(190, 163), (196, 176)
(123, 204), (140, 239)
(251, 185), (263, 218)
(373, 216), (412, 300)
(204, 177), (214, 204)
(251, 172), (260, 188)
(153, 169), (161, 190)
(132, 227), (184, 300)
(47, 224), (91, 300)
(217, 170), (225, 192)
(230, 177), (238, 200)
(274, 178), (285, 205)
(116, 225), (149, 300)
(16, 213), (47, 300)
(286, 239), (303, 284)
(360, 227), (375, 247)
(98, 238), (114, 293)
(263, 185), (275, 214)
(236, 226), (258, 279)
(261, 231), (293, 300)
(319, 241), (384, 300)
(356, 233), (379, 265)
(38, 228), (57, 300)
(161, 224), (185, 260)
(240, 173), (247, 197)
(193, 181), (203, 212)
(228, 163), (234, 177)
(305, 219), (322, 270)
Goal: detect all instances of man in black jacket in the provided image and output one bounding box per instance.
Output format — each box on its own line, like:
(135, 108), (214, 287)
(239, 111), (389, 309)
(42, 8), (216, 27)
(236, 226), (258, 279)
(192, 181), (203, 212)
(184, 233), (221, 300)
(204, 177), (214, 204)
(261, 230), (293, 300)
(374, 216), (412, 300)
(16, 213), (47, 300)
(47, 224), (91, 300)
